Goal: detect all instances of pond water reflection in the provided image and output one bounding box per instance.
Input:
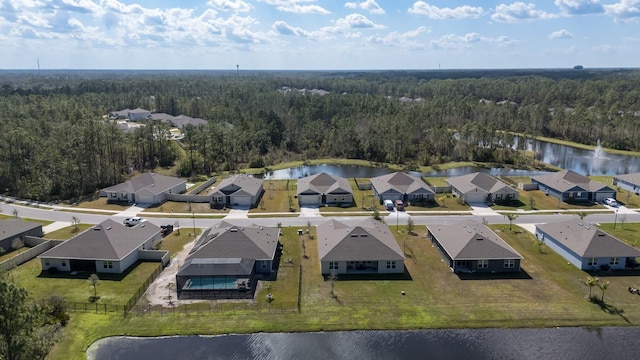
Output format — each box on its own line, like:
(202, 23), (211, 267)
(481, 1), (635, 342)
(89, 327), (640, 360)
(259, 139), (640, 179)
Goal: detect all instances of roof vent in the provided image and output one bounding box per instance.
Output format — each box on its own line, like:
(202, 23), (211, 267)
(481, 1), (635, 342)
(476, 238), (483, 241)
(106, 226), (112, 230)
(230, 228), (238, 232)
(141, 224), (145, 227)
(360, 234), (367, 237)
(94, 227), (101, 231)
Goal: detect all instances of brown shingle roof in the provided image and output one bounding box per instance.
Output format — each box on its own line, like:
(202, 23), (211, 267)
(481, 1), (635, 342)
(317, 218), (404, 262)
(531, 170), (609, 192)
(446, 172), (516, 195)
(614, 173), (640, 187)
(536, 219), (640, 258)
(370, 172), (433, 196)
(297, 173), (353, 196)
(429, 221), (522, 260)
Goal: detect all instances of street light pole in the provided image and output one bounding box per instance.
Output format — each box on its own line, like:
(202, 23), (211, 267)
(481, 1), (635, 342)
(192, 212), (196, 239)
(396, 207), (399, 232)
(614, 209), (619, 230)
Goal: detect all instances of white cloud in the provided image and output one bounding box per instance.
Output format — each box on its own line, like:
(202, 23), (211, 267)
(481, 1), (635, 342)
(604, 0), (640, 22)
(273, 20), (308, 37)
(554, 0), (604, 15)
(549, 29), (573, 39)
(366, 26), (429, 49)
(430, 32), (515, 49)
(207, 0), (253, 12)
(345, 0), (385, 15)
(261, 0), (331, 15)
(408, 2), (484, 19)
(335, 13), (385, 29)
(492, 2), (558, 23)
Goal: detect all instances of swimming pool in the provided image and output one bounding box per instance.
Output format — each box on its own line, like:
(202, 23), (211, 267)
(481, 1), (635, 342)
(184, 277), (239, 290)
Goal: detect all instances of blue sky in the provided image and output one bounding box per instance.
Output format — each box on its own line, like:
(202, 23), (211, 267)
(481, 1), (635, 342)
(0, 0), (639, 70)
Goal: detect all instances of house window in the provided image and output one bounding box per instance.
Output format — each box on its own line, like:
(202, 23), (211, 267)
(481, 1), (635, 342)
(386, 261), (396, 269)
(588, 258), (598, 266)
(104, 261), (113, 269)
(45, 261), (50, 267)
(477, 260), (488, 268)
(610, 257), (620, 266)
(61, 261), (66, 267)
(329, 261), (339, 270)
(261, 261), (268, 269)
(110, 193), (117, 198)
(504, 259), (515, 268)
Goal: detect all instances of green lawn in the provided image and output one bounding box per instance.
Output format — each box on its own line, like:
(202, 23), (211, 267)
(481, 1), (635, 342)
(250, 180), (296, 213)
(42, 223), (640, 359)
(0, 214), (53, 226)
(10, 259), (160, 304)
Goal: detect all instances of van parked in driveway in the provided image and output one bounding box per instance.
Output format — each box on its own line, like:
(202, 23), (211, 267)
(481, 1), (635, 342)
(394, 199), (404, 211)
(384, 199), (394, 211)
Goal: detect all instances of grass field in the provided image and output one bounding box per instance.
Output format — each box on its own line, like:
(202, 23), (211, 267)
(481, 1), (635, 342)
(41, 221), (640, 359)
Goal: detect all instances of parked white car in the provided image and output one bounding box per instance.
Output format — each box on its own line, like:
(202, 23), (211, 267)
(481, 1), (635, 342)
(603, 198), (618, 207)
(123, 217), (147, 227)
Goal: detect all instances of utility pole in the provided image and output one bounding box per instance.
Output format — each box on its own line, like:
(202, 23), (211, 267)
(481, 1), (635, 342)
(192, 212), (196, 239)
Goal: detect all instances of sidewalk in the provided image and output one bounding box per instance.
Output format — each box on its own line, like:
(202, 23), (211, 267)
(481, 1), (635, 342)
(43, 221), (72, 234)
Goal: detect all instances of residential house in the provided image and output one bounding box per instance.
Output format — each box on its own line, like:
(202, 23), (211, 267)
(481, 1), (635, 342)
(39, 219), (166, 274)
(126, 108), (152, 121)
(370, 172), (435, 204)
(297, 172), (353, 206)
(100, 173), (187, 205)
(446, 172), (519, 204)
(428, 221), (523, 273)
(531, 170), (616, 203)
(0, 219), (43, 254)
(535, 219), (640, 270)
(171, 115), (208, 129)
(613, 173), (640, 195)
(317, 218), (405, 275)
(176, 221), (280, 299)
(108, 109), (131, 119)
(210, 174), (263, 208)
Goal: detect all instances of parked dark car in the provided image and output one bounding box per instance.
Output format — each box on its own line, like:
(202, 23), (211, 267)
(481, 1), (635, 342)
(160, 224), (174, 237)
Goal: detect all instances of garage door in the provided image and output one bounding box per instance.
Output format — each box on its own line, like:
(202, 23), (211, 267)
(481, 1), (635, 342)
(135, 193), (157, 204)
(232, 196), (253, 207)
(463, 192), (487, 203)
(299, 195), (321, 205)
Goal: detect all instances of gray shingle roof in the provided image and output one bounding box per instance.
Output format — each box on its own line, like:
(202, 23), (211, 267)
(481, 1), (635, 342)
(102, 173), (186, 195)
(446, 172), (517, 195)
(211, 174), (263, 198)
(531, 170), (610, 192)
(171, 115), (208, 129)
(614, 173), (640, 187)
(428, 221), (523, 260)
(317, 218), (404, 262)
(177, 258), (255, 276)
(39, 219), (161, 261)
(297, 173), (353, 196)
(536, 219), (640, 258)
(186, 223), (279, 261)
(0, 219), (42, 241)
(370, 172), (434, 196)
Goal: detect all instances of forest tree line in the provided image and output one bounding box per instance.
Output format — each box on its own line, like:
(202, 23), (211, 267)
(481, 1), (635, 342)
(1, 69), (639, 201)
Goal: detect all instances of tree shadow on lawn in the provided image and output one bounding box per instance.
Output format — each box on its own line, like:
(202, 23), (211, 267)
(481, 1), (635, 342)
(324, 268), (413, 281)
(590, 298), (631, 324)
(456, 269), (533, 281)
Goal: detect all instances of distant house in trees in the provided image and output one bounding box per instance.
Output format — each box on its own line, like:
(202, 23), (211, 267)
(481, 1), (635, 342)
(317, 218), (405, 275)
(296, 173), (353, 206)
(0, 219), (43, 254)
(100, 173), (187, 205)
(370, 172), (434, 204)
(535, 219), (640, 270)
(209, 175), (264, 208)
(39, 219), (167, 274)
(446, 172), (519, 204)
(108, 108), (151, 121)
(531, 170), (615, 203)
(428, 221), (523, 273)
